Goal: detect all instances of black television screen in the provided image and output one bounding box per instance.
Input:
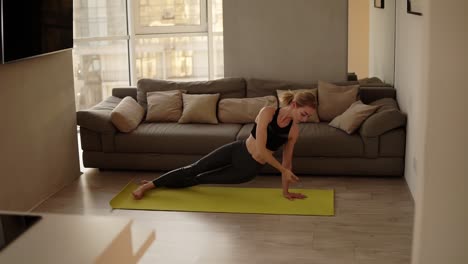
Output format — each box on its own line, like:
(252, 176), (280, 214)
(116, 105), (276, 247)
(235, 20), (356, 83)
(0, 213), (42, 252)
(1, 0), (73, 64)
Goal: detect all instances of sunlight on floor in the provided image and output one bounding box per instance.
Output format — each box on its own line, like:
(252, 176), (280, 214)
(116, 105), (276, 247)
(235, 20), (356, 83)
(77, 128), (86, 173)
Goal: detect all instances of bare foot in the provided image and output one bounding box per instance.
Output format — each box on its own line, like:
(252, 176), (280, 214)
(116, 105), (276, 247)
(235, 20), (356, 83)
(132, 186), (145, 200)
(132, 180), (154, 200)
(140, 180), (150, 185)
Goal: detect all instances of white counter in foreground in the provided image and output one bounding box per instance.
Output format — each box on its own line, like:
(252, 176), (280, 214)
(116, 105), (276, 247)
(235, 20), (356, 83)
(0, 211), (155, 264)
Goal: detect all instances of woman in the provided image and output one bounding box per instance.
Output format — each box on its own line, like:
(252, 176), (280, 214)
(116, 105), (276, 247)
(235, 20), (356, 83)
(132, 90), (317, 201)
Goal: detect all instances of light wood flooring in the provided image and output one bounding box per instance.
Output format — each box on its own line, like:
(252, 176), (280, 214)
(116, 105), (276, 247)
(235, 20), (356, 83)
(32, 168), (414, 264)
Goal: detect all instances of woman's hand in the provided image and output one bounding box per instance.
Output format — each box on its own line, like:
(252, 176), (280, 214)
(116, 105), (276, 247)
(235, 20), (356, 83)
(281, 169), (306, 200)
(283, 191), (307, 201)
(281, 169), (299, 184)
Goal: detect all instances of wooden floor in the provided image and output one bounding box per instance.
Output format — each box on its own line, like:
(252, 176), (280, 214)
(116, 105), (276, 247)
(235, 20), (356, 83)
(32, 168), (414, 264)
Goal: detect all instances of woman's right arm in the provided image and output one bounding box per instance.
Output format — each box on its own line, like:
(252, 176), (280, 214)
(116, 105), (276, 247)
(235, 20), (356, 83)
(254, 107), (292, 175)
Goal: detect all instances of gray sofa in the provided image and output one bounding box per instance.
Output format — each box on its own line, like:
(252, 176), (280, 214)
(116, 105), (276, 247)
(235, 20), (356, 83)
(77, 78), (407, 176)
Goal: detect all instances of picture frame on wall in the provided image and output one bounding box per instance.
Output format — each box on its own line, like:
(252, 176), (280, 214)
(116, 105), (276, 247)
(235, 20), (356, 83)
(407, 0), (423, 16)
(374, 0), (384, 9)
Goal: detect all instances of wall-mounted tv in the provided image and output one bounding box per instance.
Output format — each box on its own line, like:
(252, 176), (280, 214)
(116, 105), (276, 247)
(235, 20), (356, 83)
(0, 0), (73, 64)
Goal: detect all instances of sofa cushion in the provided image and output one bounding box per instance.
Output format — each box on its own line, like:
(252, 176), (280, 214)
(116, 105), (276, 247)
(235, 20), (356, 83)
(246, 78), (315, 98)
(179, 93), (220, 124)
(110, 96), (145, 133)
(146, 90), (185, 122)
(317, 81), (360, 121)
(379, 128), (406, 157)
(246, 78), (357, 98)
(137, 78), (246, 109)
(358, 86), (396, 104)
(218, 96), (277, 123)
(293, 123), (364, 157)
(115, 123), (242, 155)
(238, 123), (364, 157)
(236, 123), (255, 140)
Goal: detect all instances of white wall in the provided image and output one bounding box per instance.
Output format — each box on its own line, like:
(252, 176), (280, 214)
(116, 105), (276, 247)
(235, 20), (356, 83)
(411, 1), (468, 263)
(0, 51), (81, 211)
(223, 0), (348, 83)
(369, 0), (396, 84)
(348, 0), (369, 79)
(394, 0), (426, 198)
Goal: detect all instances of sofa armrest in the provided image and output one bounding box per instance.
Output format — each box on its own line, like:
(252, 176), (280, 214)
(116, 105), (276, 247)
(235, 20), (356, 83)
(77, 96), (123, 133)
(360, 109), (407, 137)
(359, 98), (407, 137)
(77, 110), (116, 133)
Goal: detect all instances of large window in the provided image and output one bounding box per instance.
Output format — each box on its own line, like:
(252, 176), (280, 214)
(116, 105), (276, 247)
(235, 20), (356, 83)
(135, 35), (209, 80)
(73, 0), (223, 110)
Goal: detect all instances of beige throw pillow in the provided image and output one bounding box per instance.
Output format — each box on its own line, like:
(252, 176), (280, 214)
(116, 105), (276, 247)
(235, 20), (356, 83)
(179, 93), (220, 124)
(110, 96), (145, 133)
(329, 100), (380, 134)
(276, 89), (320, 123)
(218, 96), (277, 123)
(146, 90), (185, 122)
(318, 81), (360, 121)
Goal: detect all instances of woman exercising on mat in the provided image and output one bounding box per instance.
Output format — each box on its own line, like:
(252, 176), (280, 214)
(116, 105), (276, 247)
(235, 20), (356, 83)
(132, 90), (317, 201)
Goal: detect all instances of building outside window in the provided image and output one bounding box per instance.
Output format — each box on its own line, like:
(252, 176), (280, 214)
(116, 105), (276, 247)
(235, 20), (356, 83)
(73, 0), (223, 111)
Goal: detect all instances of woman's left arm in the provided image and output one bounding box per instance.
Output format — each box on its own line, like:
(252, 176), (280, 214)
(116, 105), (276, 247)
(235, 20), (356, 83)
(281, 125), (307, 200)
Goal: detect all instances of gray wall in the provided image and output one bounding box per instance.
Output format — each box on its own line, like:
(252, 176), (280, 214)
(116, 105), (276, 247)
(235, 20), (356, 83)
(0, 51), (80, 211)
(223, 0), (348, 83)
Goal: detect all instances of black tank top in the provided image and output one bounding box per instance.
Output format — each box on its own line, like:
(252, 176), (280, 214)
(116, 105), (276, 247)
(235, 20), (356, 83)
(251, 107), (293, 151)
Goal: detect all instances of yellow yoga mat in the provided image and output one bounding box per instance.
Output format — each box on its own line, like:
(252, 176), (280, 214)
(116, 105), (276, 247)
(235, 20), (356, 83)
(110, 182), (334, 216)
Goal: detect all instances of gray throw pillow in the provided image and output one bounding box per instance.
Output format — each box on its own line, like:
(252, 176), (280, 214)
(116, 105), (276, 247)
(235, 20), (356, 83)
(178, 93), (220, 124)
(146, 90), (186, 122)
(317, 81), (359, 122)
(218, 96), (277, 123)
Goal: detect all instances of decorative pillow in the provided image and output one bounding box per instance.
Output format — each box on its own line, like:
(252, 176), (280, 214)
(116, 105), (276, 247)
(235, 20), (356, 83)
(317, 80), (360, 121)
(179, 93), (220, 124)
(276, 89), (320, 123)
(218, 96), (277, 123)
(329, 100), (380, 134)
(110, 96), (145, 133)
(146, 90), (186, 122)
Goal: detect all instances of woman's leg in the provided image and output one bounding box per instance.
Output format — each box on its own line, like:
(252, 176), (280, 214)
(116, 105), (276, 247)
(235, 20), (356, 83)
(132, 141), (241, 199)
(153, 140), (244, 187)
(195, 141), (264, 184)
(194, 163), (259, 184)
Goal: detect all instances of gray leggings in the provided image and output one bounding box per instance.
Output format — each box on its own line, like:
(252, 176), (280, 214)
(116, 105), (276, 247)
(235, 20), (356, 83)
(152, 139), (265, 188)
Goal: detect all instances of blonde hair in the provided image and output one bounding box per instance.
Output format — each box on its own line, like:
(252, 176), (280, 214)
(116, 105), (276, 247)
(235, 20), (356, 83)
(279, 90), (317, 109)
